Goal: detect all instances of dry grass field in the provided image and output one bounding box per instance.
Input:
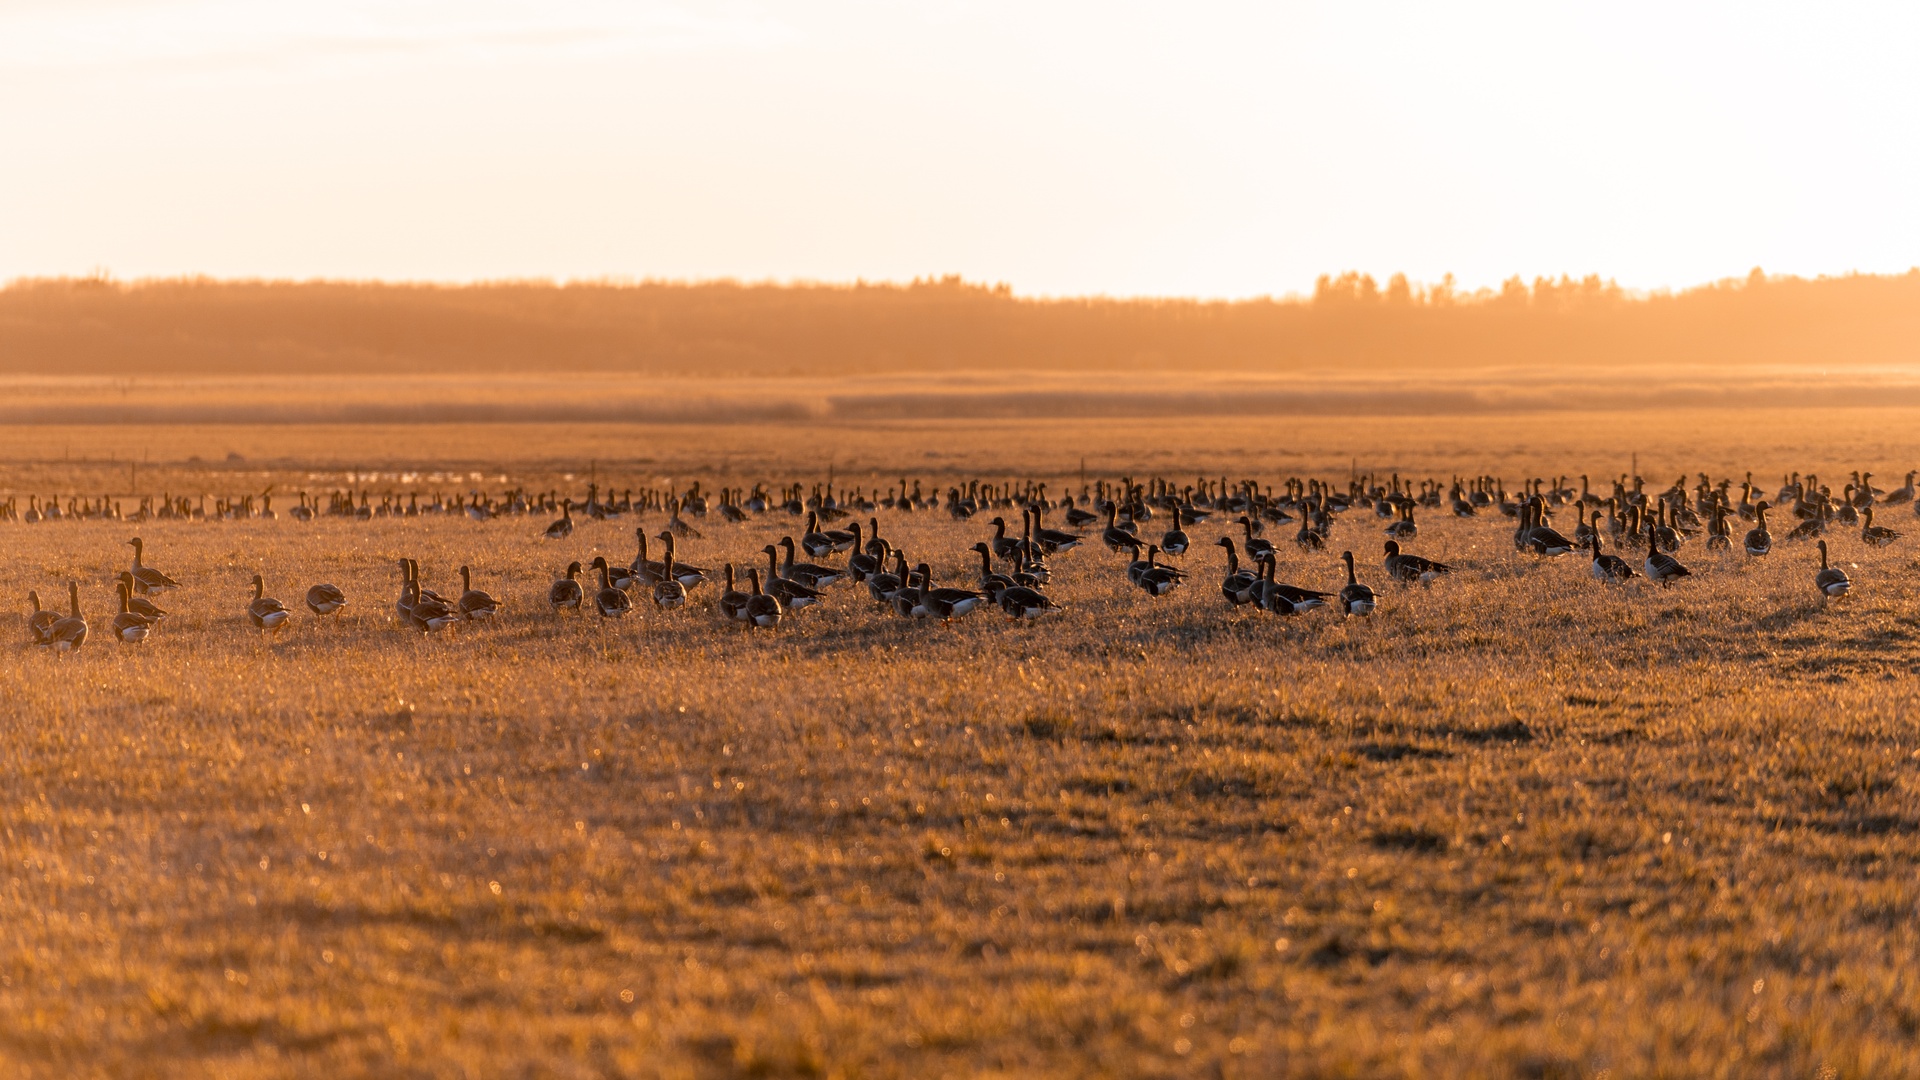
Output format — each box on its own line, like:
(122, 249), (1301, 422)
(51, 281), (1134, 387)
(5, 408), (1920, 1078)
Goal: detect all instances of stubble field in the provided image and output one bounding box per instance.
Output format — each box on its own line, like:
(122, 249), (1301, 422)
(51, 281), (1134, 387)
(4, 408), (1920, 1079)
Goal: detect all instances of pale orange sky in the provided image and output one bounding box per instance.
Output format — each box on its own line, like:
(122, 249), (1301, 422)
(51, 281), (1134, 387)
(2, 1), (1917, 297)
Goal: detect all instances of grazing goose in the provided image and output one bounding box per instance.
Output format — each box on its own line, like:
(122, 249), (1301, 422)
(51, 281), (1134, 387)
(655, 533), (712, 588)
(1642, 530), (1691, 588)
(777, 537), (845, 590)
(26, 590), (57, 645)
(127, 538), (180, 595)
(549, 561), (584, 614)
(653, 551), (689, 609)
(917, 563), (986, 620)
(1294, 517), (1326, 551)
(1337, 551), (1376, 616)
(1744, 503), (1773, 557)
(544, 501), (574, 540)
(1217, 537), (1259, 606)
(762, 546), (822, 610)
(44, 583), (88, 652)
(1382, 540), (1452, 585)
(457, 566), (501, 621)
(999, 584), (1060, 619)
(1861, 507), (1899, 547)
(305, 582), (347, 616)
(588, 557), (633, 619)
(744, 569), (783, 629)
(1814, 539), (1851, 598)
(112, 581), (154, 644)
(247, 574), (291, 632)
(1588, 533), (1638, 584)
(719, 564), (750, 623)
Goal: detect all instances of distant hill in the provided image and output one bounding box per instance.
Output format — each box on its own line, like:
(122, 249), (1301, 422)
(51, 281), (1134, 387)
(1, 269), (1916, 376)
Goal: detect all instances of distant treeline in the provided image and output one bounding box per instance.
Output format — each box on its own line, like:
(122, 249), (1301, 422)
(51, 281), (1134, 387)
(1, 269), (1916, 375)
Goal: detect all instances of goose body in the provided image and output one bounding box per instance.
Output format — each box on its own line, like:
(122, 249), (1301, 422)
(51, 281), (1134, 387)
(248, 574), (291, 631)
(1382, 540), (1451, 585)
(589, 558), (633, 619)
(1814, 539), (1851, 598)
(999, 585), (1060, 619)
(112, 581), (154, 643)
(1588, 534), (1638, 584)
(719, 564), (750, 623)
(1642, 531), (1691, 588)
(44, 583), (88, 652)
(1337, 551), (1376, 615)
(128, 537), (180, 594)
(544, 501), (573, 540)
(457, 566), (501, 621)
(1744, 503), (1773, 557)
(549, 561), (585, 613)
(744, 570), (782, 629)
(1216, 538), (1259, 606)
(1861, 507), (1899, 547)
(305, 582), (347, 616)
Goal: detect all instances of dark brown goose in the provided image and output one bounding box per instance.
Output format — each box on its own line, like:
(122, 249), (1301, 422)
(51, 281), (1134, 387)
(457, 566), (501, 621)
(1815, 539), (1851, 598)
(588, 557), (633, 619)
(719, 564), (750, 623)
(1337, 551), (1376, 615)
(305, 582), (347, 616)
(744, 569), (782, 629)
(549, 561), (584, 614)
(1744, 502), (1773, 557)
(1382, 540), (1451, 584)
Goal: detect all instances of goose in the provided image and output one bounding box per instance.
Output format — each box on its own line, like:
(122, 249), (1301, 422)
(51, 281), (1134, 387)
(1786, 504), (1828, 542)
(846, 525), (884, 581)
(1704, 505), (1731, 553)
(1382, 540), (1451, 585)
(549, 561), (584, 614)
(127, 538), (180, 595)
(1384, 504), (1418, 539)
(653, 551), (688, 609)
(916, 563), (986, 620)
(1063, 501), (1100, 529)
(1744, 502), (1773, 557)
(1814, 539), (1851, 598)
(409, 559), (451, 607)
(1217, 537), (1259, 606)
(777, 537), (844, 590)
(892, 563), (926, 619)
(621, 530), (661, 589)
(1135, 546), (1184, 596)
(801, 511), (855, 558)
(1642, 530), (1691, 588)
(1861, 507), (1899, 547)
(999, 584), (1060, 619)
(987, 517), (1024, 560)
(719, 564), (751, 623)
(1160, 516), (1191, 558)
(395, 559), (417, 624)
(1337, 551), (1376, 615)
(1259, 555), (1334, 613)
(588, 557), (633, 619)
(44, 583), (88, 652)
(1884, 471), (1917, 507)
(1237, 516), (1275, 561)
(26, 590), (57, 645)
(655, 533), (712, 588)
(112, 581), (154, 643)
(1588, 533), (1638, 584)
(762, 546), (822, 610)
(305, 582), (347, 616)
(456, 566), (501, 621)
(868, 551), (908, 605)
(1651, 502), (1681, 553)
(1101, 504), (1138, 552)
(972, 543), (1017, 600)
(115, 573), (168, 620)
(1294, 517), (1326, 551)
(544, 500), (574, 540)
(407, 577), (460, 632)
(1030, 511), (1081, 554)
(744, 569), (783, 629)
(247, 574), (291, 632)
(1524, 500), (1580, 557)
(863, 517), (888, 558)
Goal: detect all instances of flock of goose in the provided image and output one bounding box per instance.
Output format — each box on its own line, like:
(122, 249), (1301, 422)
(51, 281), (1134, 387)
(19, 468), (1910, 652)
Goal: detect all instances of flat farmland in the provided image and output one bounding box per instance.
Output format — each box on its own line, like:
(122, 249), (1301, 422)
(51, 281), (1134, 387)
(4, 409), (1920, 1078)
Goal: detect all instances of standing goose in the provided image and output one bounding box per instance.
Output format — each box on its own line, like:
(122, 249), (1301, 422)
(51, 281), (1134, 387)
(116, 573), (168, 620)
(247, 574), (291, 632)
(718, 564), (751, 623)
(305, 582), (347, 616)
(1237, 516), (1275, 562)
(1588, 533), (1638, 584)
(1382, 540), (1452, 585)
(1814, 539), (1851, 598)
(1134, 546), (1184, 596)
(1337, 551), (1376, 615)
(623, 529), (662, 589)
(777, 537), (845, 590)
(456, 566), (501, 621)
(867, 550), (908, 606)
(44, 583), (88, 652)
(1217, 537), (1259, 606)
(744, 569), (783, 629)
(112, 581), (154, 643)
(917, 563), (986, 620)
(544, 500), (574, 540)
(1642, 529), (1691, 588)
(762, 546), (822, 610)
(653, 551), (688, 609)
(127, 538), (180, 595)
(972, 543), (1017, 601)
(26, 590), (57, 645)
(1524, 500), (1580, 557)
(655, 533), (712, 588)
(1861, 507), (1900, 547)
(1885, 470), (1917, 507)
(588, 557), (633, 619)
(548, 561), (584, 614)
(407, 577), (460, 632)
(1101, 503), (1138, 552)
(1745, 502), (1773, 557)
(1160, 514), (1191, 558)
(846, 525), (884, 582)
(395, 559), (417, 624)
(999, 583), (1060, 619)
(1030, 512), (1081, 554)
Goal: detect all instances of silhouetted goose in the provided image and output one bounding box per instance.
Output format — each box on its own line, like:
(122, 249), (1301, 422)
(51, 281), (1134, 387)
(113, 581), (154, 644)
(1642, 530), (1691, 588)
(1588, 533), (1638, 584)
(719, 564), (750, 623)
(1337, 551), (1376, 615)
(1237, 516), (1275, 561)
(999, 584), (1060, 619)
(846, 525), (884, 581)
(1744, 503), (1773, 557)
(763, 546), (822, 610)
(127, 538), (180, 595)
(1030, 512), (1081, 553)
(545, 501), (574, 540)
(409, 559), (450, 607)
(1064, 502), (1100, 529)
(588, 558), (633, 619)
(1861, 507), (1899, 547)
(1814, 539), (1851, 598)
(1217, 537), (1258, 606)
(1160, 515), (1191, 557)
(777, 537), (844, 590)
(620, 530), (659, 590)
(457, 566), (501, 621)
(1135, 546), (1184, 596)
(408, 578), (459, 632)
(1294, 517), (1325, 551)
(917, 563), (986, 620)
(987, 517), (1024, 560)
(1384, 504), (1418, 539)
(1705, 505), (1731, 553)
(305, 582), (347, 616)
(1101, 504), (1137, 552)
(1382, 540), (1451, 585)
(1786, 505), (1827, 541)
(653, 551), (688, 609)
(116, 573), (168, 620)
(26, 590), (57, 645)
(44, 583), (88, 652)
(656, 533), (711, 588)
(549, 561), (584, 614)
(973, 543), (1017, 600)
(744, 569), (782, 629)
(1524, 500), (1580, 557)
(247, 575), (291, 632)
(802, 511), (855, 558)
(1651, 502), (1681, 553)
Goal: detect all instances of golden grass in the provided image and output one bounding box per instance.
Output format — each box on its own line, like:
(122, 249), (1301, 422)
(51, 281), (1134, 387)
(4, 410), (1920, 1078)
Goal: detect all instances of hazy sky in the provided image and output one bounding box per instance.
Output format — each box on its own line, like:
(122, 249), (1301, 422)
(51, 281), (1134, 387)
(3, 1), (1917, 297)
